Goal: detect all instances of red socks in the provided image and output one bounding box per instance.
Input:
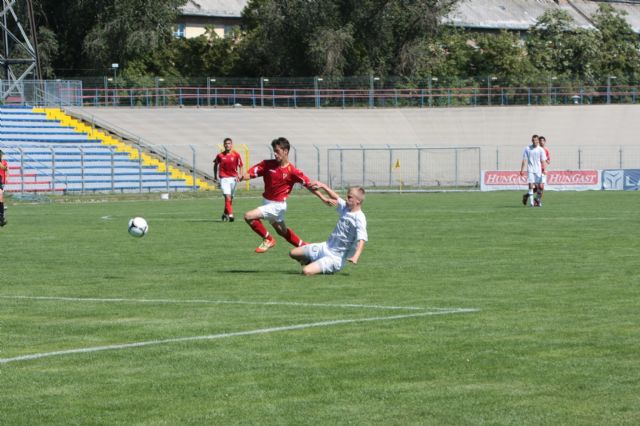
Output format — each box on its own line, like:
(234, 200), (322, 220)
(284, 227), (304, 247)
(248, 222), (303, 246)
(249, 219), (270, 239)
(224, 198), (232, 215)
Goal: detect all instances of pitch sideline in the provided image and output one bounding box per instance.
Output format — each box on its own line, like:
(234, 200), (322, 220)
(0, 295), (457, 311)
(0, 306), (479, 364)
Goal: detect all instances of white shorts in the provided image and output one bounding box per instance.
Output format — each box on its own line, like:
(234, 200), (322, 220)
(527, 172), (544, 184)
(258, 198), (287, 223)
(541, 174), (547, 185)
(219, 177), (238, 196)
(303, 242), (344, 274)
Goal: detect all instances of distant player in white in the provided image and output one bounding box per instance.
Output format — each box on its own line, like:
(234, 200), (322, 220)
(289, 184), (368, 276)
(520, 134), (548, 207)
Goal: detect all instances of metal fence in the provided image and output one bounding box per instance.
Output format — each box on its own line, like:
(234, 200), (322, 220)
(491, 145), (640, 172)
(4, 142), (640, 194)
(116, 143), (640, 191)
(42, 75), (640, 108)
(3, 77), (640, 109)
(0, 80), (83, 106)
(327, 147), (481, 189)
(1, 144), (194, 194)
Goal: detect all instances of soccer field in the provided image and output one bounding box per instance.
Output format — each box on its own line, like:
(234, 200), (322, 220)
(1, 191), (639, 425)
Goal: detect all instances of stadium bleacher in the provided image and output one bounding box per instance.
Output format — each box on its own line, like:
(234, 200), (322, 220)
(0, 106), (209, 193)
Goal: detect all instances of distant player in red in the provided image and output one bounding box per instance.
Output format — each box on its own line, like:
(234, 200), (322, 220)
(0, 149), (8, 226)
(213, 138), (243, 222)
(239, 137), (332, 253)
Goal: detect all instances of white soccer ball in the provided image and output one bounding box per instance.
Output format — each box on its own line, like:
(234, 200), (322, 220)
(128, 217), (148, 238)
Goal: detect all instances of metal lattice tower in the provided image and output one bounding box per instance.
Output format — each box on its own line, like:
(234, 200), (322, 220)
(1, 0), (41, 102)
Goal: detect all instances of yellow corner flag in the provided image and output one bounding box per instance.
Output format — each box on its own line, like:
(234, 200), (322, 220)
(394, 159), (401, 169)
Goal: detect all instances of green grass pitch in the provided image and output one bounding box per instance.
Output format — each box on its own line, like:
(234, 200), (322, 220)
(1, 190), (639, 425)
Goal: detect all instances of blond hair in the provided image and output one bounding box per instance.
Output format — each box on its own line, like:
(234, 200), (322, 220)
(349, 186), (366, 203)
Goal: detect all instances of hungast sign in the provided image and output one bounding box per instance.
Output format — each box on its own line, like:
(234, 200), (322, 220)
(481, 170), (600, 191)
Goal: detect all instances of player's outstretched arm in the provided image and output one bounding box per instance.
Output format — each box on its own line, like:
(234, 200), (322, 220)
(316, 181), (341, 201)
(309, 181), (338, 206)
(347, 240), (366, 264)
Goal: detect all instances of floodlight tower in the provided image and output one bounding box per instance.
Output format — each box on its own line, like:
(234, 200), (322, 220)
(1, 0), (41, 102)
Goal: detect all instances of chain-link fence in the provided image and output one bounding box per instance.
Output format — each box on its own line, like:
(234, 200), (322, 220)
(1, 80), (83, 106)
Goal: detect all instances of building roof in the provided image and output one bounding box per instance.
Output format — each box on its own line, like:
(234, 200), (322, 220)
(445, 0), (593, 30)
(566, 0), (640, 33)
(445, 0), (640, 32)
(180, 0), (249, 18)
(179, 0), (640, 33)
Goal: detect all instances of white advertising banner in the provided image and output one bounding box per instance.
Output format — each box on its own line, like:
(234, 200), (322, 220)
(481, 170), (601, 191)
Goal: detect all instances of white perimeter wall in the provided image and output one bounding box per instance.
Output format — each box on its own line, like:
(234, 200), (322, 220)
(69, 105), (640, 182)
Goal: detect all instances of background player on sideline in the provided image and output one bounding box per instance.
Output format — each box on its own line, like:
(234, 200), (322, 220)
(289, 184), (368, 276)
(0, 149), (8, 226)
(520, 135), (547, 207)
(239, 137), (332, 253)
(533, 135), (551, 206)
(213, 138), (243, 222)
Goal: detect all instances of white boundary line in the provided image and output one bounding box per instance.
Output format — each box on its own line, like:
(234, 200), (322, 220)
(0, 295), (452, 311)
(0, 308), (479, 364)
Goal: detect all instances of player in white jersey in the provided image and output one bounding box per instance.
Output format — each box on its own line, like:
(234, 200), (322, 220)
(520, 134), (548, 207)
(289, 184), (368, 275)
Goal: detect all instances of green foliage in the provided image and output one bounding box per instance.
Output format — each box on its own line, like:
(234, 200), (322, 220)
(472, 31), (538, 83)
(526, 9), (601, 81)
(31, 0), (640, 84)
(33, 0), (183, 76)
(83, 0), (183, 70)
(169, 27), (242, 78)
(592, 4), (640, 82)
(236, 0), (458, 77)
(36, 27), (59, 79)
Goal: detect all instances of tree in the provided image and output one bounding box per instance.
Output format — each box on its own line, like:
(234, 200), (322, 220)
(526, 9), (600, 81)
(170, 27), (242, 78)
(236, 0), (459, 77)
(592, 4), (640, 81)
(470, 31), (536, 83)
(32, 0), (183, 77)
(83, 0), (184, 73)
(36, 27), (59, 79)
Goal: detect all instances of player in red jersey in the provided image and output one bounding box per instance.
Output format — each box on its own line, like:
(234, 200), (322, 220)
(0, 149), (8, 226)
(239, 137), (332, 253)
(213, 138), (244, 222)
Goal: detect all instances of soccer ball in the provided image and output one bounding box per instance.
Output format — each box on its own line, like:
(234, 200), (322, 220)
(128, 217), (148, 238)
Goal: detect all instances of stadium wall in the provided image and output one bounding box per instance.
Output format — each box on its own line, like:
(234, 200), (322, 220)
(68, 105), (640, 187)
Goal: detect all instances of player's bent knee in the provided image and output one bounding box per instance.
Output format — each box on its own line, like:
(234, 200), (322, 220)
(302, 263), (322, 276)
